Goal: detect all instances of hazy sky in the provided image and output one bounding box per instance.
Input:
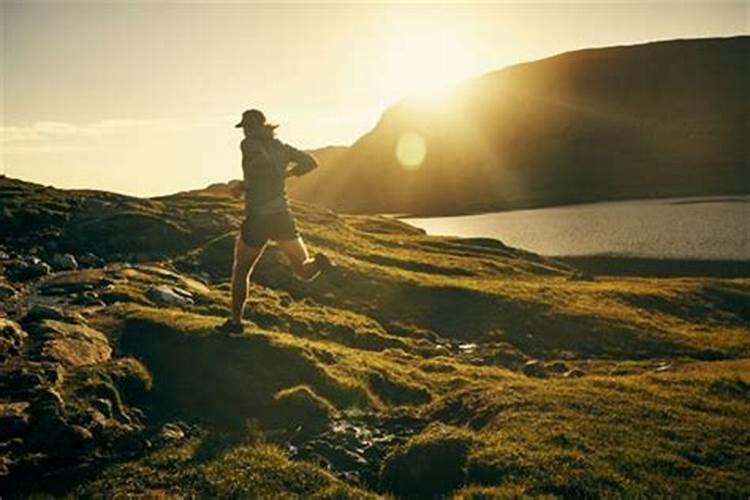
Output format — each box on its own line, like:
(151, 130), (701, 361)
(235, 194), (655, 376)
(1, 1), (747, 196)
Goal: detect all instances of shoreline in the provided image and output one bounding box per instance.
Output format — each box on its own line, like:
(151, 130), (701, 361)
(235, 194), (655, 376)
(396, 193), (750, 220)
(556, 256), (750, 278)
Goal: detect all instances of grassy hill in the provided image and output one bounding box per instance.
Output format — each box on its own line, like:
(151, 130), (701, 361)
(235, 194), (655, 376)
(288, 36), (749, 216)
(0, 175), (748, 497)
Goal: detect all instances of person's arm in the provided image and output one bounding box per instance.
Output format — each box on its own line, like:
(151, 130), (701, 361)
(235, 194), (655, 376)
(284, 144), (319, 177)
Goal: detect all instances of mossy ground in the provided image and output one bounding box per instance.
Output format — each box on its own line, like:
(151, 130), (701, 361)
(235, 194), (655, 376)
(2, 177), (748, 497)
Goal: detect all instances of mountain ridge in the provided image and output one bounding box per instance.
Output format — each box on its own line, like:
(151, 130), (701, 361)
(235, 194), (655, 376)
(289, 36), (749, 216)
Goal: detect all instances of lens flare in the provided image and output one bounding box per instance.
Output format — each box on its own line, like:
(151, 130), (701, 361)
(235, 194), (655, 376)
(395, 132), (427, 170)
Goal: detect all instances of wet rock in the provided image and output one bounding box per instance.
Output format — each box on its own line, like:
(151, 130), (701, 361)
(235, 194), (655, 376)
(522, 359), (547, 378)
(50, 253), (78, 271)
(31, 320), (112, 367)
(145, 285), (194, 307)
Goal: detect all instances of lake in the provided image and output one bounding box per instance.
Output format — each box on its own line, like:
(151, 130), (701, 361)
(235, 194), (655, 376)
(403, 196), (750, 261)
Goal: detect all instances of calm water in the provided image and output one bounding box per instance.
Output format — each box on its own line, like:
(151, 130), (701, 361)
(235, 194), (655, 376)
(404, 196), (750, 260)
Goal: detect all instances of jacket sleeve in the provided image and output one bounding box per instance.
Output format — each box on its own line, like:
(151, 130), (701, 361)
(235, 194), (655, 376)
(284, 143), (319, 176)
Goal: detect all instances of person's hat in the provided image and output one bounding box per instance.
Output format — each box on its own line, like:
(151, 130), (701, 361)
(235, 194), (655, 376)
(235, 109), (277, 128)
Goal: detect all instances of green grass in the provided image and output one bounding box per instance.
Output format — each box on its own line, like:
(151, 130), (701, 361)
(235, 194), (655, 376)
(2, 176), (748, 497)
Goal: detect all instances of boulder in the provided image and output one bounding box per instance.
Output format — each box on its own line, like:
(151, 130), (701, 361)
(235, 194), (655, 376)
(145, 285), (194, 307)
(50, 253), (78, 271)
(31, 320), (112, 367)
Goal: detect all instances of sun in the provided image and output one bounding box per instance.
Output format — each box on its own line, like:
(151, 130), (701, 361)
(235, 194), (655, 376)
(380, 24), (479, 100)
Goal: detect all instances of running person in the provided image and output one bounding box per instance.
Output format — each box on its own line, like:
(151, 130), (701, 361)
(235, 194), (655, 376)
(217, 109), (334, 334)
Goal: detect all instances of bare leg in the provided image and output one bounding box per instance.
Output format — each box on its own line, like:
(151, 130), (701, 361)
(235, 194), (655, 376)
(276, 237), (320, 281)
(231, 236), (266, 323)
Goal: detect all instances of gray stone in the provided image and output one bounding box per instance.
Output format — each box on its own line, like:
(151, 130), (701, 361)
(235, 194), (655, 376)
(50, 253), (78, 271)
(146, 285), (194, 307)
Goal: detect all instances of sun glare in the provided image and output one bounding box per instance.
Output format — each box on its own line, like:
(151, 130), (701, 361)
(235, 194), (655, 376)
(395, 132), (427, 170)
(380, 19), (479, 100)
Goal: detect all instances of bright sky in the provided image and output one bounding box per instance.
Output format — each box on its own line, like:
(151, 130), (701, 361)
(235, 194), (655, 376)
(1, 1), (747, 196)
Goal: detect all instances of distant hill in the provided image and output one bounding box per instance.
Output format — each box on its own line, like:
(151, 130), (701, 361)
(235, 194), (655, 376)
(288, 36), (749, 216)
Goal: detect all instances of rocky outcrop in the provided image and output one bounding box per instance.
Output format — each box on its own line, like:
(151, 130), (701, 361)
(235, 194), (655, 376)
(26, 320), (112, 367)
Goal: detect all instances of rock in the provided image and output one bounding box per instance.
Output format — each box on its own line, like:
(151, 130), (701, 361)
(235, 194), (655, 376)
(32, 320), (112, 367)
(27, 414), (94, 454)
(77, 252), (104, 268)
(564, 368), (586, 378)
(24, 304), (65, 323)
(158, 422), (186, 442)
(91, 398), (113, 418)
(5, 259), (51, 281)
(522, 359), (547, 378)
(0, 282), (17, 300)
(27, 260), (52, 279)
(145, 285), (194, 307)
(546, 361), (570, 374)
(50, 253), (78, 271)
(0, 319), (27, 359)
(31, 387), (65, 414)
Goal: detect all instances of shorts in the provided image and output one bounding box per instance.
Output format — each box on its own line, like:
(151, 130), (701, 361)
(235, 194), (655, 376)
(240, 211), (300, 247)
